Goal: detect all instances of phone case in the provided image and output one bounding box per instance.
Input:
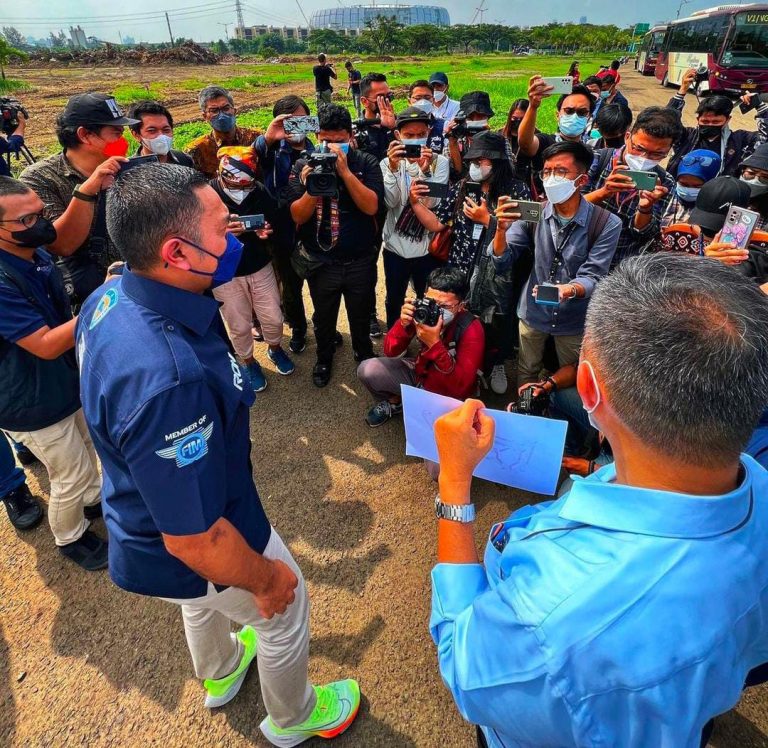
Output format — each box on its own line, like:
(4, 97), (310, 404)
(624, 170), (658, 192)
(541, 76), (574, 95)
(720, 207), (760, 249)
(284, 116), (319, 135)
(515, 201), (543, 222)
(535, 284), (560, 306)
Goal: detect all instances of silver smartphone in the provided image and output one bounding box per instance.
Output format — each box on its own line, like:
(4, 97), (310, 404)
(541, 76), (574, 95)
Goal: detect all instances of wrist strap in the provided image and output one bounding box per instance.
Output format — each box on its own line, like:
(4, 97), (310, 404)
(545, 376), (558, 392)
(72, 187), (98, 203)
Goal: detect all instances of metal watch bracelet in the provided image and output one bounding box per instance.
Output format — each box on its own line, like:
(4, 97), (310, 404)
(434, 495), (476, 523)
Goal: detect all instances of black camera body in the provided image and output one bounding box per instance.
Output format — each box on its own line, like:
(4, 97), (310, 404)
(449, 110), (468, 139)
(412, 297), (441, 326)
(0, 97), (27, 137)
(303, 150), (338, 198)
(352, 117), (379, 152)
(510, 385), (550, 416)
(695, 65), (710, 84)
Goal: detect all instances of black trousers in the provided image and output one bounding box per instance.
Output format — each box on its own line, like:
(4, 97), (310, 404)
(272, 241), (307, 336)
(382, 249), (442, 329)
(307, 255), (376, 365)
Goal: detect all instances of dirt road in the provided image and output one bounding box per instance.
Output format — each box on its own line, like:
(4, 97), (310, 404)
(1, 67), (767, 748)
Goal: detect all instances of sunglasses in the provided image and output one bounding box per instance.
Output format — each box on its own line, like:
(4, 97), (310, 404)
(561, 107), (590, 117)
(681, 154), (717, 168)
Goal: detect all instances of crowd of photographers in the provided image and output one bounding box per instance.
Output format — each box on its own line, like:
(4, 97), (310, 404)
(2, 54), (768, 745)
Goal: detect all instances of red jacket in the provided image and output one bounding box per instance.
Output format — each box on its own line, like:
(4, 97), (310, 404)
(383, 313), (485, 401)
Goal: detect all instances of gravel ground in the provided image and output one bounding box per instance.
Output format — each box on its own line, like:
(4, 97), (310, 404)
(2, 68), (768, 748)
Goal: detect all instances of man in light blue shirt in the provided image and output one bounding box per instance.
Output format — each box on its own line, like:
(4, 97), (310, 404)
(429, 253), (768, 748)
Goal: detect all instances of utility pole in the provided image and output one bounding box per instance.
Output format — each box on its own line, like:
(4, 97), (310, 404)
(676, 0), (691, 19)
(165, 12), (175, 47)
(118, 31), (123, 45)
(219, 23), (230, 40)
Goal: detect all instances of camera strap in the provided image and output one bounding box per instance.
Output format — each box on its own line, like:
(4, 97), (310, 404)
(315, 196), (340, 252)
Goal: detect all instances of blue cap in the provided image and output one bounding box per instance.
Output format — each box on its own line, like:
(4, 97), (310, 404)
(429, 72), (449, 86)
(678, 149), (722, 183)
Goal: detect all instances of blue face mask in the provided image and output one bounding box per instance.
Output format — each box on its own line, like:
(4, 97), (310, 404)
(676, 184), (701, 203)
(559, 113), (589, 137)
(338, 142), (350, 154)
(177, 232), (244, 288)
(600, 90), (611, 100)
(211, 112), (236, 133)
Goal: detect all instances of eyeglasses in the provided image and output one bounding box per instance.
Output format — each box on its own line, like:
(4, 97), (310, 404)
(206, 104), (234, 116)
(538, 167), (577, 179)
(561, 107), (590, 117)
(681, 153), (717, 168)
(0, 213), (43, 228)
(742, 167), (768, 183)
(628, 135), (670, 161)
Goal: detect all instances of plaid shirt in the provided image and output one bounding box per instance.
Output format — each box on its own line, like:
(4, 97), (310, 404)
(585, 147), (676, 268)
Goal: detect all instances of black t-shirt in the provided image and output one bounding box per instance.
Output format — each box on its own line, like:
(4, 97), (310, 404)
(348, 69), (361, 93)
(285, 149), (384, 263)
(358, 125), (394, 162)
(313, 65), (334, 92)
(210, 180), (278, 276)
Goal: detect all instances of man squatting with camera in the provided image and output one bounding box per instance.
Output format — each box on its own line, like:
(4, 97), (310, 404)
(0, 97), (27, 177)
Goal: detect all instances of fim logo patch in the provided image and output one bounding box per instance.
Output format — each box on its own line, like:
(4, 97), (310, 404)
(89, 287), (119, 329)
(155, 422), (214, 467)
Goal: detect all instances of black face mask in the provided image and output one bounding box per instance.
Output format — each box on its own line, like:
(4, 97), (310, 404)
(5, 217), (57, 248)
(603, 136), (625, 148)
(698, 124), (723, 140)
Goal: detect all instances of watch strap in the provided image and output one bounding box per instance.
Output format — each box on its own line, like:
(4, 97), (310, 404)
(434, 495), (476, 523)
(72, 187), (98, 203)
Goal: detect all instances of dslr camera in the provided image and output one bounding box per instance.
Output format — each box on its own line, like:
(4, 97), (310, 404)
(412, 297), (441, 326)
(509, 385), (550, 416)
(448, 110), (468, 139)
(352, 117), (379, 152)
(694, 65), (710, 84)
(0, 97), (28, 137)
(301, 149), (338, 198)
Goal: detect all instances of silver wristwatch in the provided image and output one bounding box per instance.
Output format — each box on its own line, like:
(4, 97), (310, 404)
(434, 495), (476, 523)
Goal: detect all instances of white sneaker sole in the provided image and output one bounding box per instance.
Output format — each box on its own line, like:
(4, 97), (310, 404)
(203, 633), (255, 709)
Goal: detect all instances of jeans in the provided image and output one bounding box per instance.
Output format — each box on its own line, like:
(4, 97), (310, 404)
(351, 91), (362, 117)
(382, 249), (441, 329)
(316, 89), (332, 107)
(357, 356), (416, 401)
(0, 431), (25, 498)
(307, 255), (376, 365)
(273, 241), (307, 336)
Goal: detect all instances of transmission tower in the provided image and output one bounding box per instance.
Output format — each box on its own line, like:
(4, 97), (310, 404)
(235, 0), (245, 30)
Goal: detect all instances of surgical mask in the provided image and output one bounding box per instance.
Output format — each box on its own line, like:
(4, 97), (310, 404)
(287, 133), (305, 145)
(211, 112), (236, 133)
(401, 138), (428, 148)
(433, 90), (446, 103)
(740, 175), (768, 197)
(141, 134), (173, 156)
(600, 90), (611, 100)
(411, 99), (433, 114)
(337, 142), (350, 154)
(558, 113), (589, 137)
(624, 151), (661, 171)
(3, 216), (57, 248)
(178, 232), (244, 288)
(222, 186), (252, 204)
(441, 308), (455, 325)
(468, 163), (492, 182)
(467, 119), (488, 131)
(698, 124), (723, 140)
(581, 360), (601, 431)
(543, 175), (578, 205)
(102, 136), (130, 158)
(676, 184), (701, 203)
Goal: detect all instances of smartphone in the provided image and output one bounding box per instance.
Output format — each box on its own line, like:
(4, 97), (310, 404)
(465, 181), (482, 202)
(740, 93), (759, 114)
(283, 115), (319, 135)
(541, 76), (574, 95)
(514, 199), (543, 223)
(119, 154), (159, 173)
(624, 170), (658, 192)
(418, 180), (449, 199)
(720, 205), (760, 249)
(404, 143), (422, 158)
(239, 214), (265, 231)
(535, 283), (560, 306)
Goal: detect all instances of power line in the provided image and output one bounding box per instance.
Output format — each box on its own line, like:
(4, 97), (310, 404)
(0, 1), (233, 23)
(240, 3), (297, 25)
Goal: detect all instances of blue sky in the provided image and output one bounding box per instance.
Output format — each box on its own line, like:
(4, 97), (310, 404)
(1, 0), (721, 44)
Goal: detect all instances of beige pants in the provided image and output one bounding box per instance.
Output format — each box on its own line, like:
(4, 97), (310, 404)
(517, 319), (583, 387)
(213, 265), (284, 360)
(7, 409), (101, 545)
(162, 529), (315, 728)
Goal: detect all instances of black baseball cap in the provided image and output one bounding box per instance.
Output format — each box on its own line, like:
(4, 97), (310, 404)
(395, 106), (433, 128)
(463, 130), (507, 161)
(689, 175), (751, 235)
(741, 143), (768, 172)
(459, 91), (494, 118)
(61, 93), (139, 127)
(429, 72), (449, 86)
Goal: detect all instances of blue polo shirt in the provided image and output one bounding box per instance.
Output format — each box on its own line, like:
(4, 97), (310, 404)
(431, 458), (768, 747)
(76, 270), (271, 599)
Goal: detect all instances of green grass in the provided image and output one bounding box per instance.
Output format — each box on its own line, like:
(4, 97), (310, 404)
(112, 83), (165, 105)
(0, 78), (31, 95)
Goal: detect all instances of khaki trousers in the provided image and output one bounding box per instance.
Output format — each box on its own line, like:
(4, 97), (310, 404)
(517, 319), (583, 387)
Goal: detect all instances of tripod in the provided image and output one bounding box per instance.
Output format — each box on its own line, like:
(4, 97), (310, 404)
(4, 142), (36, 172)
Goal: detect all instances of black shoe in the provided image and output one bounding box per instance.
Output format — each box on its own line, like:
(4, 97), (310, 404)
(14, 444), (39, 466)
(289, 332), (307, 354)
(333, 331), (343, 347)
(354, 350), (377, 364)
(58, 529), (108, 571)
(2, 484), (43, 531)
(312, 362), (332, 388)
(369, 316), (383, 338)
(84, 502), (103, 520)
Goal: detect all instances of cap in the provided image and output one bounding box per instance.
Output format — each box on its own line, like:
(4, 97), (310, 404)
(429, 72), (449, 86)
(689, 175), (751, 235)
(462, 130), (507, 161)
(395, 106), (433, 128)
(678, 149), (722, 183)
(61, 93), (139, 127)
(459, 91), (494, 118)
(740, 143), (768, 172)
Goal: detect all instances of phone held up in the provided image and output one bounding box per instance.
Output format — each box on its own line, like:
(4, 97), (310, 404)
(535, 283), (561, 306)
(720, 205), (760, 249)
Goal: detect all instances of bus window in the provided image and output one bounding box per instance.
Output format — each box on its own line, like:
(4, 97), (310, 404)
(724, 12), (768, 66)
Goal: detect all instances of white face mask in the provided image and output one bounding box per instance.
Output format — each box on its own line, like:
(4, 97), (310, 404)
(624, 151), (661, 172)
(142, 134), (173, 156)
(543, 175), (579, 205)
(441, 308), (455, 325)
(223, 186), (251, 204)
(411, 99), (433, 114)
(288, 133), (305, 145)
(581, 360), (602, 431)
(468, 163), (492, 182)
(467, 119), (489, 131)
(433, 90), (446, 103)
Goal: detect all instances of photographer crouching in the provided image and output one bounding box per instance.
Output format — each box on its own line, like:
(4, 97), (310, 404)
(357, 266), (484, 430)
(0, 97), (28, 176)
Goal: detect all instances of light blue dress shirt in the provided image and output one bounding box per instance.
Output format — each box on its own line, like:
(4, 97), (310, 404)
(430, 457), (768, 747)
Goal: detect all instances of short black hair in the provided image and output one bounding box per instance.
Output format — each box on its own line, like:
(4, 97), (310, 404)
(632, 106), (684, 141)
(610, 60), (620, 70)
(697, 95), (734, 118)
(361, 72), (387, 99)
(595, 102), (633, 135)
(427, 266), (468, 300)
(317, 53), (326, 62)
(409, 79), (433, 96)
(273, 94), (310, 117)
(318, 103), (352, 134)
(0, 176), (32, 220)
(55, 114), (105, 150)
(556, 84), (596, 113)
(128, 101), (174, 133)
(106, 164), (208, 271)
(583, 75), (602, 88)
(601, 74), (616, 88)
(541, 140), (595, 173)
(344, 60), (353, 67)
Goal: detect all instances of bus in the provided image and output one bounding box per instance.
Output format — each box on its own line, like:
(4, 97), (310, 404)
(635, 25), (668, 75)
(655, 4), (768, 95)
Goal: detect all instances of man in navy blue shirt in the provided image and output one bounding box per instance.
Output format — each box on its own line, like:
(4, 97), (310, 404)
(76, 163), (360, 745)
(0, 110), (26, 177)
(0, 176), (105, 568)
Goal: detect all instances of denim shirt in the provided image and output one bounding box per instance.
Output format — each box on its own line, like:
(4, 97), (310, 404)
(490, 198), (621, 335)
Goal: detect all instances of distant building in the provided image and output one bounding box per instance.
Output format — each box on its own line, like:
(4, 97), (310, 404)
(579, 15), (588, 24)
(309, 4), (450, 30)
(69, 25), (88, 49)
(235, 25), (311, 41)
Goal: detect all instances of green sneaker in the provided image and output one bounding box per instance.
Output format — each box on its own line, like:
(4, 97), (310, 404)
(203, 625), (259, 708)
(259, 679), (361, 747)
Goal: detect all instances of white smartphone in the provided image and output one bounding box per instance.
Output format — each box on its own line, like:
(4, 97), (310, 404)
(541, 76), (574, 95)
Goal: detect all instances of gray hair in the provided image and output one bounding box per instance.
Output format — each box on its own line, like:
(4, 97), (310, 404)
(198, 85), (233, 111)
(106, 164), (208, 271)
(584, 253), (768, 466)
(0, 176), (32, 220)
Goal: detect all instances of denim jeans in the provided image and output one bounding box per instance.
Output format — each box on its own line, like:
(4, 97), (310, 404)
(382, 249), (442, 329)
(0, 431), (25, 498)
